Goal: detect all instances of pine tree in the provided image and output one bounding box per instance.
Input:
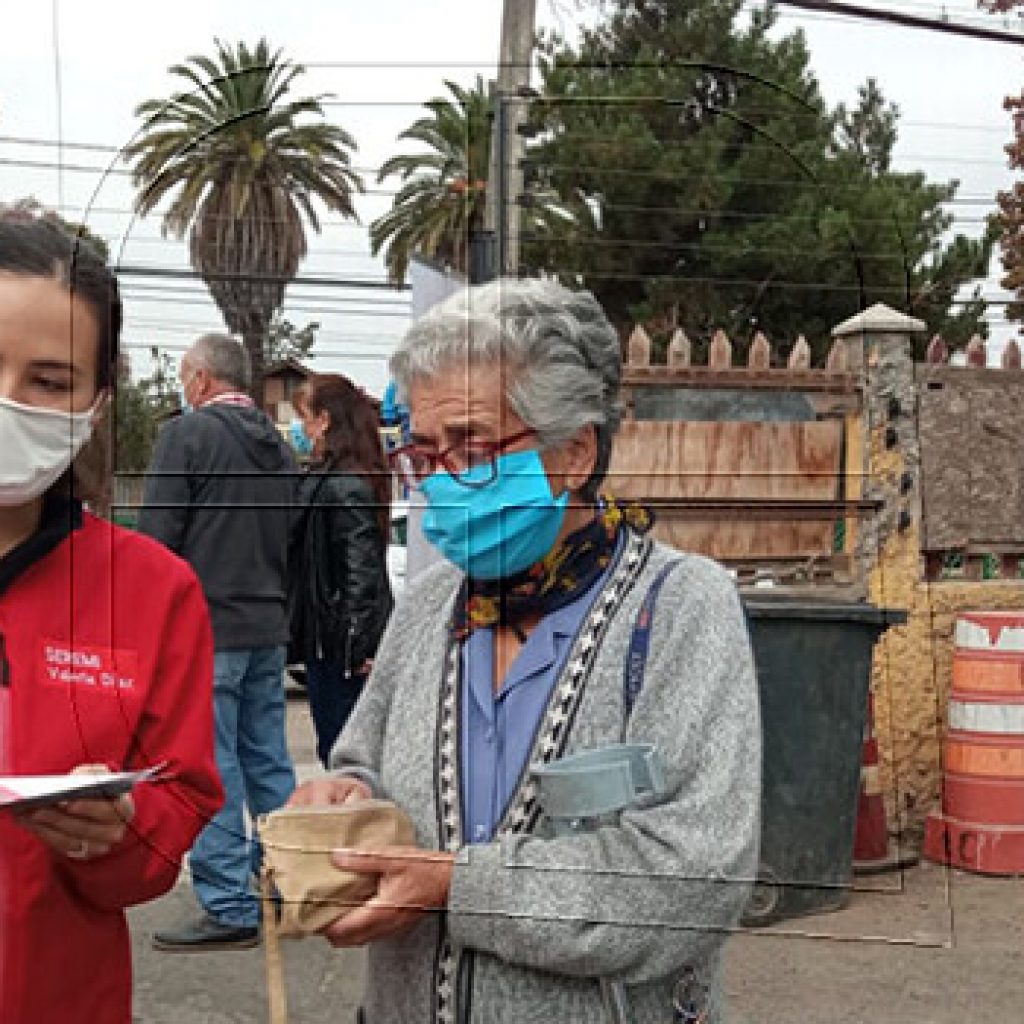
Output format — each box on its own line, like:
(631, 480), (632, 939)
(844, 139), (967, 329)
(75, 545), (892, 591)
(523, 0), (994, 361)
(980, 2), (1024, 325)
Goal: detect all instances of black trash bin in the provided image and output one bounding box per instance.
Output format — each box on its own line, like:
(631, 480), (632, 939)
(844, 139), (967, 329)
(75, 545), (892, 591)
(741, 596), (906, 927)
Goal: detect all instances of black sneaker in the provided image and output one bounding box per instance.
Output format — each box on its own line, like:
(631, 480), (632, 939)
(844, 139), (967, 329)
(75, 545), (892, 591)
(152, 914), (259, 952)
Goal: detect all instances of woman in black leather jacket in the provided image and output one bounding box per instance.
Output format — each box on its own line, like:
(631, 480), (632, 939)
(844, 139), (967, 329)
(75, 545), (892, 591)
(290, 374), (394, 766)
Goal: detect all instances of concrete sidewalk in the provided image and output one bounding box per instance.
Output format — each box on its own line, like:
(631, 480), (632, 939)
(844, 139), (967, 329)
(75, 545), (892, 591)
(129, 695), (1024, 1024)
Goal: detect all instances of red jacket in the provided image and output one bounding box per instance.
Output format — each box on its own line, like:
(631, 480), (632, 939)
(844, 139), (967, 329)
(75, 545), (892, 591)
(0, 507), (223, 1023)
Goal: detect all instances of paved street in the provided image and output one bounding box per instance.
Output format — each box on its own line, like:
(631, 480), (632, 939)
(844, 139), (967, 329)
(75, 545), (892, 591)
(129, 688), (365, 1024)
(128, 692), (1024, 1024)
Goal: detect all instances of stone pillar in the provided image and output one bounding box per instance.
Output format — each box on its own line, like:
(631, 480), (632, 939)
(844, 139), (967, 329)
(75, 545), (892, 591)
(832, 304), (926, 587)
(832, 303), (927, 837)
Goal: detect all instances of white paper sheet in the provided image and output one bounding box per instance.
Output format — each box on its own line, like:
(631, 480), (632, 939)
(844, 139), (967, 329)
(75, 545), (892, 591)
(0, 764), (167, 811)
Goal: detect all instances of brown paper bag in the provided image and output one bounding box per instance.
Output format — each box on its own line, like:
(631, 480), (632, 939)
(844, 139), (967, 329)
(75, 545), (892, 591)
(258, 800), (416, 1023)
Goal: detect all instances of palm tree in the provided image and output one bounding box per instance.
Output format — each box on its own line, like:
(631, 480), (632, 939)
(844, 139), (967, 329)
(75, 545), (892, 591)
(370, 77), (492, 286)
(124, 39), (363, 401)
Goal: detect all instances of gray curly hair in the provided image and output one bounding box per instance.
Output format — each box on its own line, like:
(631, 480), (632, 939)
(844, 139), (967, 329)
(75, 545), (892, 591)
(390, 278), (623, 500)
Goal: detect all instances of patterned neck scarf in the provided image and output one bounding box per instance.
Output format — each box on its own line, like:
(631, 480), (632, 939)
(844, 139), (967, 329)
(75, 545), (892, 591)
(452, 496), (653, 641)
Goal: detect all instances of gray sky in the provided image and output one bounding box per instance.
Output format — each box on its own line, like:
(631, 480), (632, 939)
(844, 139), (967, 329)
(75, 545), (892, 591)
(1, 0), (1021, 391)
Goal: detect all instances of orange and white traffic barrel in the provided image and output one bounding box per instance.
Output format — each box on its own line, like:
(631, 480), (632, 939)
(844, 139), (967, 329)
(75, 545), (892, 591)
(924, 611), (1024, 875)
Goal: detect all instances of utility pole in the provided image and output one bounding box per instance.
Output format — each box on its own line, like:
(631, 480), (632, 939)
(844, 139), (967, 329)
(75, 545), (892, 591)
(478, 0), (537, 282)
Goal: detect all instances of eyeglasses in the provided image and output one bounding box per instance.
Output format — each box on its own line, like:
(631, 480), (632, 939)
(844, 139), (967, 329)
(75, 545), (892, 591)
(387, 428), (537, 489)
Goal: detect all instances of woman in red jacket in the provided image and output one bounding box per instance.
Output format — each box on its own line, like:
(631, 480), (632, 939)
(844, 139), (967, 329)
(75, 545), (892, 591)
(0, 209), (223, 1022)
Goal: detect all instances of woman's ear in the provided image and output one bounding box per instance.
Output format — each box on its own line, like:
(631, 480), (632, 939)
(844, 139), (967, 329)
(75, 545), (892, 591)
(564, 424), (598, 493)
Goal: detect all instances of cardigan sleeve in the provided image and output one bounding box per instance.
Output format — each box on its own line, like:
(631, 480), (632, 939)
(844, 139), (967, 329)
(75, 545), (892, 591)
(445, 555), (761, 986)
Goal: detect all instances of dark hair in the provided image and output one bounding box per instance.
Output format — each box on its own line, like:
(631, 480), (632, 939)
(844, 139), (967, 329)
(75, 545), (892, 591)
(306, 374), (390, 542)
(0, 207), (122, 391)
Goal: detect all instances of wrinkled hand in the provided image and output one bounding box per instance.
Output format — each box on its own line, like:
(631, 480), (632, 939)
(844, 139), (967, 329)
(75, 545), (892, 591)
(322, 847), (455, 947)
(15, 765), (134, 860)
(288, 775), (372, 808)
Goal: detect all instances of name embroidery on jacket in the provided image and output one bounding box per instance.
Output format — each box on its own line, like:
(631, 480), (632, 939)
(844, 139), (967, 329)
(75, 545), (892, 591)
(39, 642), (139, 693)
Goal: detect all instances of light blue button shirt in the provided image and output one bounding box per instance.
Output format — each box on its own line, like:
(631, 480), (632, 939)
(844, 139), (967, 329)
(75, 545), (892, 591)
(459, 551), (618, 844)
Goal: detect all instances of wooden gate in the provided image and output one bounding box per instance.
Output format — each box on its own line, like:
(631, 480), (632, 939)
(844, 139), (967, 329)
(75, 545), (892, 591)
(608, 419), (844, 561)
(607, 324), (860, 577)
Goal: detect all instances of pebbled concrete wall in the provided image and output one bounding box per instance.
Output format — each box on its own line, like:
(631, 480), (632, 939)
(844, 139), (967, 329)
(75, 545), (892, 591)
(845, 316), (1024, 838)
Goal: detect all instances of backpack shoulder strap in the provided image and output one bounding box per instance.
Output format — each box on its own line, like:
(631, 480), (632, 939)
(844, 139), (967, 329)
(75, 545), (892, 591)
(622, 559), (682, 730)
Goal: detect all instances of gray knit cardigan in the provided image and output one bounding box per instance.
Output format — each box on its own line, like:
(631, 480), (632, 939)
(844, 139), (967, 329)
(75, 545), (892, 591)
(331, 531), (761, 1024)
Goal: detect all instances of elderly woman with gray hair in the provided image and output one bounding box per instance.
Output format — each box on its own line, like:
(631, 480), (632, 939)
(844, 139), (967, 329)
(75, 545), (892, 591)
(290, 278), (760, 1024)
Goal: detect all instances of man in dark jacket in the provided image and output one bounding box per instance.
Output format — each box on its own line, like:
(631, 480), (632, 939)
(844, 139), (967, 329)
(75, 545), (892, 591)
(138, 333), (297, 950)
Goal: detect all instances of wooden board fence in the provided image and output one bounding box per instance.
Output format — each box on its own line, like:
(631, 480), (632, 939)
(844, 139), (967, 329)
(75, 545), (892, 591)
(607, 420), (843, 560)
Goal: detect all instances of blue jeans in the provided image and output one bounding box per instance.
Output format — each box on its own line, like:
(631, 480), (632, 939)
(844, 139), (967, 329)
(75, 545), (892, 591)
(305, 659), (366, 767)
(191, 646), (295, 928)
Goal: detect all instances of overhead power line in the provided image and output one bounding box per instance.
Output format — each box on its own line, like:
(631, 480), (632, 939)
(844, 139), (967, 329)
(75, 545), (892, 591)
(108, 236), (379, 259)
(522, 133), (1012, 168)
(0, 113), (1012, 151)
(121, 281), (408, 305)
(0, 135), (387, 177)
(0, 156), (400, 197)
(755, 0), (1018, 31)
(517, 233), (975, 263)
(522, 159), (1005, 197)
(511, 196), (995, 226)
(514, 266), (978, 295)
(770, 0), (1024, 44)
(120, 340), (393, 361)
(121, 293), (410, 318)
(115, 264), (408, 290)
(122, 318), (402, 341)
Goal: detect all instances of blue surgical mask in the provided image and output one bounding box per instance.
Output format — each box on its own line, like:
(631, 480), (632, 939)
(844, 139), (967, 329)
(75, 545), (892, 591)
(289, 418), (313, 456)
(420, 448), (569, 580)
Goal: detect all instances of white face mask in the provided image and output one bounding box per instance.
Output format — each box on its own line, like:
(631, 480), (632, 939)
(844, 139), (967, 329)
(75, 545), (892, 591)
(0, 397), (97, 506)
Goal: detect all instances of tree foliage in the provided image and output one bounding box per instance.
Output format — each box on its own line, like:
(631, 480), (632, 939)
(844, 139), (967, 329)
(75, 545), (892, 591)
(371, 76), (574, 285)
(265, 314), (318, 364)
(980, 1), (1024, 325)
(123, 39), (363, 400)
(522, 0), (995, 360)
(993, 94), (1024, 325)
(370, 77), (492, 285)
(114, 348), (180, 473)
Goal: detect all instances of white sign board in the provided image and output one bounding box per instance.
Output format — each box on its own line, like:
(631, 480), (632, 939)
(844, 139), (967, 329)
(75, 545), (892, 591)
(405, 257), (466, 583)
